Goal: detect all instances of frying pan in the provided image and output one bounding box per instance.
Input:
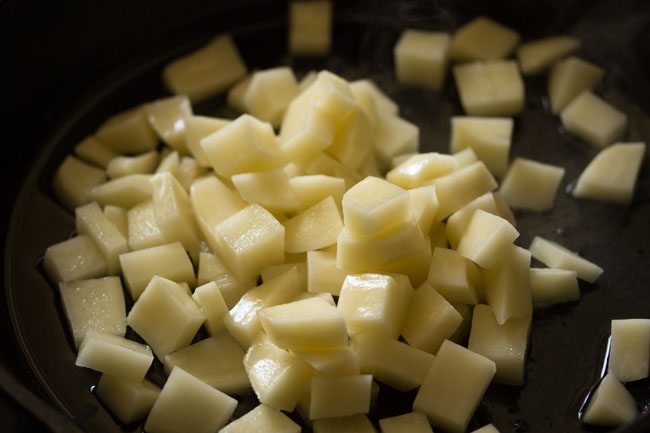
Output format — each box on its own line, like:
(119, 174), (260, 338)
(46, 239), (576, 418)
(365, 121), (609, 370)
(2, 0), (649, 432)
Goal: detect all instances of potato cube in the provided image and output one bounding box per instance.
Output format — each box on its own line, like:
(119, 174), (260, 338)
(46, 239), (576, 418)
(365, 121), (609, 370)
(228, 74), (253, 112)
(145, 95), (193, 153)
(299, 70), (318, 92)
(232, 169), (300, 213)
(468, 305), (531, 385)
(197, 252), (254, 308)
(59, 277), (126, 349)
(191, 282), (228, 336)
(561, 91), (627, 147)
(261, 261), (308, 290)
(453, 147), (479, 168)
(379, 411), (433, 433)
(446, 192), (512, 249)
(74, 135), (118, 169)
(75, 330), (153, 382)
(95, 374), (160, 424)
(373, 114), (419, 169)
(43, 235), (107, 283)
(413, 339), (496, 433)
(350, 79), (398, 117)
(284, 197), (343, 253)
(313, 414), (377, 433)
(53, 156), (106, 210)
(293, 346), (359, 376)
(164, 332), (249, 394)
(449, 16), (520, 61)
(450, 117), (513, 177)
(145, 367), (238, 433)
(76, 202), (128, 275)
(338, 273), (414, 338)
(184, 116), (229, 167)
(220, 404), (301, 433)
(290, 175), (345, 211)
(90, 174), (153, 209)
(102, 205), (127, 238)
(581, 374), (638, 427)
(243, 67), (300, 126)
(517, 36), (580, 75)
(428, 247), (480, 305)
(457, 209), (519, 269)
(326, 107), (374, 170)
(609, 319), (650, 382)
(529, 236), (603, 283)
(312, 71), (357, 119)
(304, 153), (363, 188)
(162, 34), (247, 102)
(499, 158), (565, 211)
(408, 185), (439, 234)
(573, 142), (646, 204)
(96, 106), (158, 154)
(394, 30), (450, 90)
(386, 152), (457, 189)
(549, 56), (604, 114)
(530, 268), (579, 307)
(310, 374), (372, 419)
(127, 199), (172, 251)
(289, 1), (332, 56)
(471, 425), (500, 433)
(307, 248), (348, 296)
(450, 303), (473, 344)
(401, 282), (462, 353)
(453, 61), (524, 116)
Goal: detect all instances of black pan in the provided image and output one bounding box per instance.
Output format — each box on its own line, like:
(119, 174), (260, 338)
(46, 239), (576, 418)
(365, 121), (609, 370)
(2, 0), (650, 432)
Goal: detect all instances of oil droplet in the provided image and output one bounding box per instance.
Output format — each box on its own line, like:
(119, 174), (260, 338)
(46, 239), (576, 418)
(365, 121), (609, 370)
(565, 180), (577, 195)
(89, 385), (96, 393)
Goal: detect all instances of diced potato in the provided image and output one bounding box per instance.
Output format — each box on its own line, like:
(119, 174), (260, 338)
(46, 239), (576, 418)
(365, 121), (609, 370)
(452, 147), (479, 168)
(155, 150), (182, 181)
(379, 411), (433, 433)
(457, 209), (519, 269)
(446, 193), (510, 249)
(408, 185), (439, 234)
(243, 67), (300, 126)
(90, 174), (153, 209)
(401, 282), (462, 354)
(429, 220), (448, 250)
(176, 156), (206, 191)
(74, 136), (119, 169)
(373, 114), (419, 170)
(59, 277), (126, 349)
(413, 340), (496, 433)
(394, 30), (450, 90)
(499, 158), (565, 211)
(299, 70), (318, 92)
(103, 205), (128, 238)
(191, 282), (228, 336)
(232, 169), (301, 213)
(126, 200), (168, 251)
(293, 346), (360, 376)
(53, 156), (106, 210)
(468, 305), (531, 385)
(351, 330), (435, 391)
(106, 151), (158, 179)
(289, 1), (332, 56)
(95, 374), (160, 424)
(428, 247), (480, 305)
(228, 73), (254, 112)
(220, 404), (301, 433)
(548, 56), (604, 114)
(290, 175), (345, 211)
(145, 367), (238, 433)
(517, 36), (581, 75)
(261, 261), (308, 291)
(304, 153), (363, 189)
(609, 319), (650, 382)
(581, 374), (638, 427)
(386, 152), (457, 189)
(560, 91), (627, 147)
(307, 248), (348, 296)
(162, 34), (247, 103)
(313, 414), (378, 433)
(127, 276), (204, 359)
(312, 71), (357, 119)
(573, 142), (646, 204)
(453, 61), (524, 116)
(197, 252), (253, 308)
(43, 235), (107, 283)
(326, 107), (373, 170)
(95, 106), (158, 153)
(184, 116), (229, 167)
(76, 202), (128, 275)
(337, 273), (413, 338)
(75, 330), (153, 382)
(530, 268), (579, 307)
(450, 117), (513, 177)
(348, 81), (379, 129)
(529, 236), (603, 283)
(450, 303), (473, 344)
(449, 16), (520, 61)
(164, 332), (249, 394)
(350, 79), (399, 117)
(379, 237), (432, 288)
(471, 425), (500, 433)
(310, 375), (373, 421)
(145, 95), (192, 153)
(284, 197), (343, 253)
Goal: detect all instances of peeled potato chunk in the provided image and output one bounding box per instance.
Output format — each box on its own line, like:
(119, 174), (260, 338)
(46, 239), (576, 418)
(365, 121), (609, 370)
(95, 106), (158, 154)
(197, 252), (253, 308)
(408, 185), (439, 234)
(386, 152), (457, 189)
(609, 319), (650, 382)
(573, 142), (646, 204)
(145, 95), (192, 153)
(127, 200), (168, 251)
(530, 268), (579, 307)
(289, 0), (332, 56)
(446, 192), (514, 249)
(471, 425), (500, 433)
(192, 282), (228, 336)
(379, 411), (433, 433)
(457, 209), (519, 269)
(313, 414), (377, 433)
(560, 91), (627, 148)
(243, 67), (300, 126)
(44, 235), (107, 283)
(289, 175), (345, 211)
(326, 106), (374, 170)
(106, 151), (158, 179)
(95, 374), (160, 425)
(581, 374), (638, 427)
(90, 174), (153, 209)
(74, 135), (118, 169)
(449, 16), (520, 61)
(516, 36), (581, 75)
(294, 346), (359, 376)
(450, 117), (513, 177)
(232, 169), (300, 214)
(548, 56), (604, 114)
(350, 79), (399, 117)
(373, 114), (419, 170)
(284, 196), (343, 253)
(220, 404), (301, 433)
(394, 29), (450, 91)
(308, 374), (372, 420)
(428, 247), (480, 305)
(53, 156), (106, 210)
(76, 202), (128, 275)
(184, 116), (229, 167)
(529, 236), (603, 283)
(101, 204), (127, 238)
(307, 247), (348, 296)
(413, 339), (496, 433)
(499, 158), (565, 211)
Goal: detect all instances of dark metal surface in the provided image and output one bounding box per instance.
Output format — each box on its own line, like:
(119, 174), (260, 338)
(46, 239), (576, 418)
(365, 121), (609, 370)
(2, 0), (650, 432)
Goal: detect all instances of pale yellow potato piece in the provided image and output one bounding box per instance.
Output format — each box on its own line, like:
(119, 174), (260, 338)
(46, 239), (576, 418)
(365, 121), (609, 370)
(342, 176), (410, 238)
(348, 80), (380, 128)
(482, 244), (532, 324)
(313, 414), (377, 433)
(457, 209), (519, 269)
(289, 1), (332, 55)
(90, 174), (153, 209)
(184, 116), (229, 166)
(307, 247), (348, 296)
(243, 67), (299, 126)
(337, 273), (413, 338)
(284, 196), (343, 253)
(581, 374), (638, 427)
(429, 220), (449, 250)
(446, 192), (511, 249)
(529, 236), (603, 283)
(74, 135), (119, 169)
(225, 268), (301, 348)
(326, 107), (373, 170)
(95, 374), (160, 425)
(197, 251), (254, 308)
(500, 158), (565, 211)
(549, 56), (604, 114)
(394, 30), (450, 90)
(350, 79), (399, 116)
(244, 333), (312, 411)
(373, 114), (419, 170)
(53, 156), (106, 210)
(561, 91), (627, 147)
(472, 424), (500, 433)
(351, 329), (435, 391)
(214, 204), (285, 282)
(192, 282), (228, 336)
(358, 151), (382, 178)
(450, 117), (513, 177)
(106, 151), (158, 179)
(127, 276), (204, 359)
(379, 411), (433, 433)
(450, 16), (520, 61)
(293, 346), (360, 376)
(290, 175), (345, 211)
(453, 61), (524, 116)
(304, 153), (363, 189)
(176, 156), (206, 191)
(76, 330), (153, 382)
(401, 282), (462, 353)
(59, 277), (126, 349)
(219, 404), (301, 433)
(428, 247), (480, 305)
(162, 34), (247, 102)
(44, 235), (107, 283)
(517, 36), (581, 75)
(433, 161), (498, 221)
(573, 142), (646, 204)
(145, 367), (238, 433)
(379, 237), (432, 288)
(155, 149), (181, 179)
(408, 185), (439, 234)
(530, 268), (579, 307)
(259, 297), (347, 351)
(227, 74), (253, 112)
(609, 319), (650, 382)
(450, 303), (473, 344)
(201, 114), (287, 177)
(468, 304), (531, 385)
(164, 332), (249, 394)
(391, 152), (417, 168)
(261, 261), (308, 291)
(413, 339), (496, 433)
(232, 169), (301, 213)
(452, 147), (479, 168)
(96, 106), (158, 153)
(312, 71), (357, 119)
(76, 202), (128, 275)
(310, 374), (372, 419)
(127, 200), (168, 251)
(145, 95), (192, 153)
(386, 152), (457, 189)
(299, 70), (318, 92)
(103, 205), (128, 238)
